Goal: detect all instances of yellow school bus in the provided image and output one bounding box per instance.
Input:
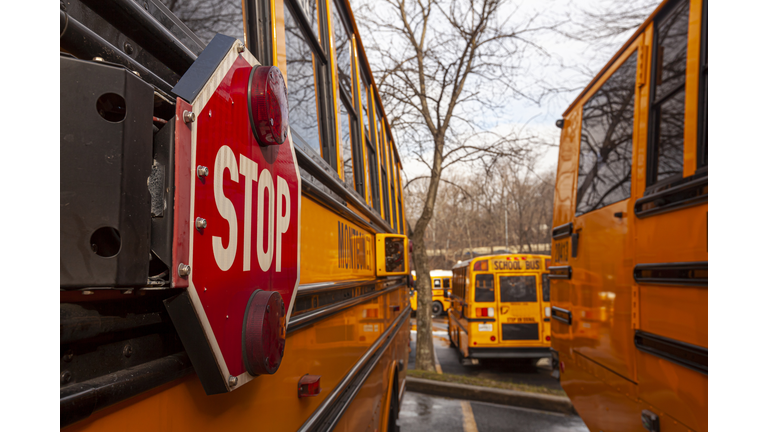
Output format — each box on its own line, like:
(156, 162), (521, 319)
(409, 270), (453, 315)
(60, 0), (409, 430)
(549, 0), (707, 431)
(447, 255), (552, 363)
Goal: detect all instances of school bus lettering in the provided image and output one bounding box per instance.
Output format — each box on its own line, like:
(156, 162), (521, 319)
(553, 240), (569, 264)
(492, 259), (540, 271)
(338, 221), (372, 271)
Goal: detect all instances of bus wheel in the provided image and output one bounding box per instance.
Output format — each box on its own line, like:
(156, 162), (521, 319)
(431, 301), (443, 316)
(387, 376), (400, 432)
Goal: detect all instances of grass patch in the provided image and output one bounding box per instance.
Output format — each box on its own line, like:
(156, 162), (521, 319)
(407, 369), (566, 396)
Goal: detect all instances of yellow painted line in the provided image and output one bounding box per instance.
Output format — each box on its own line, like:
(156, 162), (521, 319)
(461, 400), (479, 432)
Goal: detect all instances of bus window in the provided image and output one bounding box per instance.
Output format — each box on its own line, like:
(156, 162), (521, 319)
(433, 279), (441, 288)
(397, 164), (404, 234)
(648, 0), (689, 187)
(284, 2), (323, 157)
(443, 278), (451, 289)
(331, 0), (364, 196)
(576, 51), (637, 216)
(474, 274), (495, 303)
(499, 276), (537, 303)
(163, 1), (244, 45)
(541, 274), (550, 302)
(378, 114), (390, 223)
(331, 1), (351, 96)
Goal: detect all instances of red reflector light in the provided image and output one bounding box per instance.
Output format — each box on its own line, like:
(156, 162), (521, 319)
(490, 336), (496, 341)
(298, 374), (321, 398)
(546, 335), (551, 341)
(521, 257), (526, 260)
(242, 290), (286, 376)
(476, 307), (488, 317)
(473, 341), (477, 345)
(473, 260), (488, 271)
(248, 66), (289, 146)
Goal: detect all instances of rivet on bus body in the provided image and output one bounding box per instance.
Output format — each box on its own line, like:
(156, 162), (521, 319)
(228, 376), (238, 387)
(237, 43), (245, 53)
(183, 110), (195, 123)
(178, 263), (191, 277)
(195, 217), (207, 230)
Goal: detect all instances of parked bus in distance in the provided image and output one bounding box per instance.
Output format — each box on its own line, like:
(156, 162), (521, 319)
(448, 255), (552, 365)
(549, 0), (707, 431)
(60, 0), (410, 430)
(409, 270), (453, 315)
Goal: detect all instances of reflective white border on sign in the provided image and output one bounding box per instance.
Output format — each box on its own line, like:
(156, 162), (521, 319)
(186, 39), (302, 392)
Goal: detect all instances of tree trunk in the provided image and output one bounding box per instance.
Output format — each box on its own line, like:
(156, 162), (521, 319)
(412, 231), (435, 372)
(411, 136), (446, 372)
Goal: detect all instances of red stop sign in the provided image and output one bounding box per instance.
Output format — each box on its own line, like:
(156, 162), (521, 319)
(183, 41), (300, 390)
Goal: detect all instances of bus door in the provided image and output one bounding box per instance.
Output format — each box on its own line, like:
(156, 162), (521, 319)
(496, 273), (542, 344)
(569, 46), (639, 381)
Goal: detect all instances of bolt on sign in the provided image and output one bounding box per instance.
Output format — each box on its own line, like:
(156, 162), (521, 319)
(163, 34), (301, 395)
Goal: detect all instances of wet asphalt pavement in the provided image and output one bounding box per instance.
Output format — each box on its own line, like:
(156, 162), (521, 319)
(403, 316), (589, 431)
(399, 392), (589, 432)
(408, 317), (561, 390)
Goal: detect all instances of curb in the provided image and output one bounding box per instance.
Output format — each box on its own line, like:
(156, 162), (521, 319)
(405, 377), (575, 415)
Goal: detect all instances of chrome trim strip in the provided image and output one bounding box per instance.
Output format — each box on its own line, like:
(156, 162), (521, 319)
(288, 282), (406, 334)
(551, 306), (572, 325)
(635, 330), (707, 375)
(298, 307), (411, 432)
(297, 278), (379, 295)
(548, 266), (572, 280)
(551, 222), (573, 240)
(633, 262), (708, 287)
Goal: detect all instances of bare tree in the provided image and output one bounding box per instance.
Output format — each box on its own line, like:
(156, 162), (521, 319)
(355, 0), (557, 371)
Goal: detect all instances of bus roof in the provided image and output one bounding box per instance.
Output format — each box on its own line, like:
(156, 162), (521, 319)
(429, 270), (452, 277)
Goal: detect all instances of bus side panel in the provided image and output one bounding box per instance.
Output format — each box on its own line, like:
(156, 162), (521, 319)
(552, 109), (581, 229)
(63, 294), (393, 432)
(334, 310), (409, 432)
(632, 1), (707, 424)
(637, 351), (707, 432)
(560, 358), (644, 432)
(300, 197), (377, 284)
(550, 110), (580, 364)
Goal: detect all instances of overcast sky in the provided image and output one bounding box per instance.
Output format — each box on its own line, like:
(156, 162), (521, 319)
(354, 0), (661, 179)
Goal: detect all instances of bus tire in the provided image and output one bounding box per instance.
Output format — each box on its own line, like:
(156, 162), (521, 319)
(431, 301), (443, 316)
(387, 375), (400, 432)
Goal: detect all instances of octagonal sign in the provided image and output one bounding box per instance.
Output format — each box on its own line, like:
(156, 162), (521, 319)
(168, 35), (301, 394)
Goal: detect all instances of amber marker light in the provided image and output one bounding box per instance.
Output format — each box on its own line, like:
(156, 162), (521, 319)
(473, 260), (488, 271)
(248, 65), (289, 146)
